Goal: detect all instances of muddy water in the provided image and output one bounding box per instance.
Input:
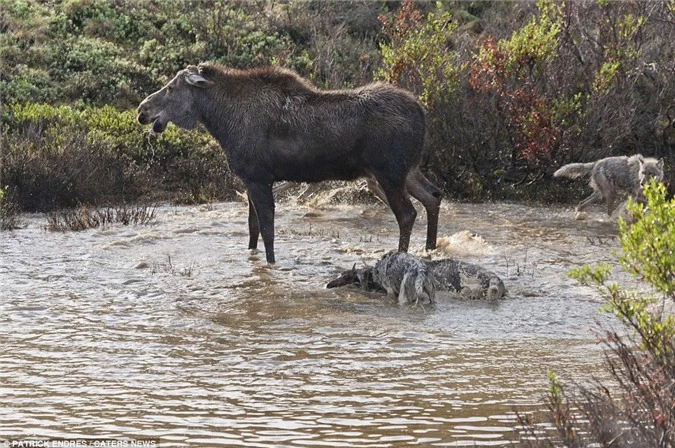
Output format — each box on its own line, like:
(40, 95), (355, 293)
(0, 195), (625, 446)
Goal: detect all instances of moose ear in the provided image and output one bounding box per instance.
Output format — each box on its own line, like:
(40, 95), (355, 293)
(186, 73), (213, 88)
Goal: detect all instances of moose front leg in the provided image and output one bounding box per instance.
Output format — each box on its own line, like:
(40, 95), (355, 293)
(247, 197), (260, 251)
(246, 182), (276, 264)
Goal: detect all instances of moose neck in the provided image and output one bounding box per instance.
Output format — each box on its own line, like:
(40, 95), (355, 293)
(193, 88), (238, 151)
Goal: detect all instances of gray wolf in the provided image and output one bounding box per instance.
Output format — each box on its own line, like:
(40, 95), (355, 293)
(554, 154), (664, 215)
(327, 252), (435, 305)
(327, 253), (506, 301)
(137, 63), (442, 263)
(426, 258), (506, 300)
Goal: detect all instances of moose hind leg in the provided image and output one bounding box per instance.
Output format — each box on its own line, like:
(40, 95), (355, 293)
(246, 182), (276, 263)
(379, 180), (417, 253)
(406, 168), (442, 250)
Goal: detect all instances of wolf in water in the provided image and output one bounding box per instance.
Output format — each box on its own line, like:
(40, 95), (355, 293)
(554, 154), (664, 216)
(327, 252), (435, 305)
(327, 253), (506, 301)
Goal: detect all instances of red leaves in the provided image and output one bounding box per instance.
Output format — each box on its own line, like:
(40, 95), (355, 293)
(469, 37), (560, 165)
(378, 0), (421, 43)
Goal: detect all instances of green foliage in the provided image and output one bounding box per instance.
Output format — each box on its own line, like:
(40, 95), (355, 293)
(0, 0), (309, 108)
(567, 263), (612, 286)
(503, 0), (562, 75)
(525, 181), (675, 447)
(618, 180), (675, 300)
(469, 0), (565, 164)
(591, 5), (646, 95)
(472, 0), (562, 83)
(567, 181), (674, 349)
(376, 1), (462, 109)
(1, 102), (238, 211)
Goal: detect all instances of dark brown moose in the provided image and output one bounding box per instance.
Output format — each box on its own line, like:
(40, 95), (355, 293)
(137, 63), (442, 263)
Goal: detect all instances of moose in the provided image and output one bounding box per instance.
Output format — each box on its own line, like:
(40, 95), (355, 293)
(137, 63), (442, 263)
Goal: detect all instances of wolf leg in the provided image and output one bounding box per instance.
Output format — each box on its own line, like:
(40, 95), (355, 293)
(605, 190), (617, 215)
(398, 272), (412, 305)
(576, 190), (603, 212)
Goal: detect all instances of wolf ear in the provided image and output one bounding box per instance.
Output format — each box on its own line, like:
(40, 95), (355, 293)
(658, 158), (664, 168)
(186, 73), (213, 88)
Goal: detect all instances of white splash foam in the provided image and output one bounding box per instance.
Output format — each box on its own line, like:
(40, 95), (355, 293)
(432, 231), (494, 258)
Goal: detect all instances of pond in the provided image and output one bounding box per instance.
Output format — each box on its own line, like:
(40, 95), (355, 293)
(0, 191), (625, 447)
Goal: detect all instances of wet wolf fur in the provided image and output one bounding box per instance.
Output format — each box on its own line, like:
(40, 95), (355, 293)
(327, 253), (506, 301)
(137, 63), (442, 263)
(327, 252), (435, 305)
(554, 154), (664, 215)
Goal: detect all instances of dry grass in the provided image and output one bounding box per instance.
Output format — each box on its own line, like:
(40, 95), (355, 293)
(151, 254), (194, 277)
(46, 204), (156, 232)
(0, 197), (21, 230)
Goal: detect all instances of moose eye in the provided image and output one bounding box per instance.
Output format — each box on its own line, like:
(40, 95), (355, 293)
(166, 86), (173, 94)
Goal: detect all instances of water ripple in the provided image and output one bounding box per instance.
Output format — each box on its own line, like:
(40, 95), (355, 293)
(0, 202), (618, 446)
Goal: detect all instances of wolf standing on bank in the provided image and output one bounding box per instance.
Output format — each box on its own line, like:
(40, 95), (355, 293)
(554, 154), (664, 216)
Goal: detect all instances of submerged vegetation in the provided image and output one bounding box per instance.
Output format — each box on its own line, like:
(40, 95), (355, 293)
(46, 203), (157, 231)
(1, 0), (672, 216)
(0, 187), (21, 230)
(520, 181), (675, 447)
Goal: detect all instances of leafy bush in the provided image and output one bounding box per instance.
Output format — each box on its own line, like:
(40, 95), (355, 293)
(469, 0), (564, 166)
(1, 0), (672, 206)
(377, 0), (462, 110)
(618, 180), (675, 300)
(1, 103), (240, 211)
(521, 181), (675, 447)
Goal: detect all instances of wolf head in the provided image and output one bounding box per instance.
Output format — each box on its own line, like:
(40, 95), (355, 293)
(326, 264), (379, 291)
(486, 276), (506, 300)
(637, 155), (665, 186)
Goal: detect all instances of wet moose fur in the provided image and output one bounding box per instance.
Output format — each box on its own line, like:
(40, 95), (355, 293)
(137, 64), (442, 263)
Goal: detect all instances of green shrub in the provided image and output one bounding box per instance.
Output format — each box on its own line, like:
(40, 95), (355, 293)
(376, 0), (462, 110)
(1, 103), (239, 211)
(469, 0), (564, 165)
(522, 181), (675, 447)
(618, 180), (675, 300)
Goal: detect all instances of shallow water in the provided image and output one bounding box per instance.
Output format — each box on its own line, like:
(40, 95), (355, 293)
(0, 195), (627, 446)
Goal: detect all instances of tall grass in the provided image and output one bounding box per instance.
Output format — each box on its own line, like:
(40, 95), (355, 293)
(46, 204), (157, 232)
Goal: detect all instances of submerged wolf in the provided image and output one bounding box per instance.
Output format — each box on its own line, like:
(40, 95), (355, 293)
(137, 64), (442, 263)
(327, 252), (506, 301)
(554, 154), (664, 216)
(329, 252), (436, 306)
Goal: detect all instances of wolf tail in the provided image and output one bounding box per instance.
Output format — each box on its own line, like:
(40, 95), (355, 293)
(553, 162), (596, 179)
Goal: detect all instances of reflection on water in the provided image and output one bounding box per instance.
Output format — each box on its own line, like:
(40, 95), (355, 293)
(0, 197), (623, 446)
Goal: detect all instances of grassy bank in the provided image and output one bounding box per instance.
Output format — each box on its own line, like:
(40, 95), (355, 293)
(1, 103), (241, 212)
(1, 0), (672, 213)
